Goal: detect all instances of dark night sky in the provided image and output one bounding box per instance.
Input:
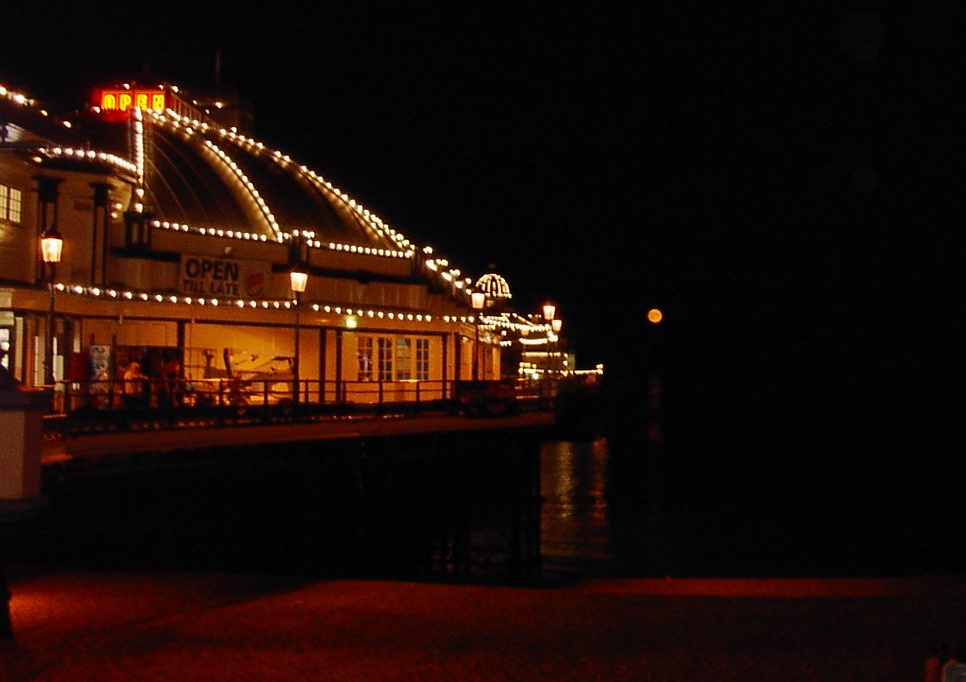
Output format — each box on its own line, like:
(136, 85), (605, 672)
(3, 3), (964, 377)
(5, 4), (966, 580)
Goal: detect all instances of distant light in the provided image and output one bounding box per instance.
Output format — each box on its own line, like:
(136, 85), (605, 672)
(647, 308), (663, 324)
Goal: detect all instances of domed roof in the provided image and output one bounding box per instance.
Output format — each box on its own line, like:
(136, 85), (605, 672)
(64, 84), (412, 253)
(2, 79), (470, 281)
(475, 272), (512, 301)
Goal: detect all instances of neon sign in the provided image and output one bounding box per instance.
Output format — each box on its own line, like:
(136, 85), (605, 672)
(94, 88), (166, 119)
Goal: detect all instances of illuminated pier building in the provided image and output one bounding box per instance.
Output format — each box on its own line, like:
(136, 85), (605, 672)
(0, 78), (572, 408)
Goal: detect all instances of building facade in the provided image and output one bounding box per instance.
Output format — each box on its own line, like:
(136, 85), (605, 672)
(1, 78), (560, 411)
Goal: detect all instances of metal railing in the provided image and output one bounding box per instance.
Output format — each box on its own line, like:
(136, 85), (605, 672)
(43, 377), (562, 437)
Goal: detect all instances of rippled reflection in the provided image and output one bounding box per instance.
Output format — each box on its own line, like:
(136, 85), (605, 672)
(540, 438), (613, 575)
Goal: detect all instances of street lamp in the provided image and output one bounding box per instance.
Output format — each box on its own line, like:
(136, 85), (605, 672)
(471, 291), (486, 380)
(289, 265), (308, 404)
(551, 317), (563, 374)
(542, 303), (556, 323)
(40, 225), (63, 387)
(542, 302), (556, 377)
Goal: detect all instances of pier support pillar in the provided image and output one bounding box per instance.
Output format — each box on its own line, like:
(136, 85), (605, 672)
(1, 381), (50, 642)
(0, 386), (50, 512)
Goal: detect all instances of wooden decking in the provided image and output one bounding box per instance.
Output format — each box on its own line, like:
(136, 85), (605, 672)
(42, 409), (558, 467)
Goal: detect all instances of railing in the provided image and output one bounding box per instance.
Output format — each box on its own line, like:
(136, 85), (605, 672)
(43, 377), (562, 437)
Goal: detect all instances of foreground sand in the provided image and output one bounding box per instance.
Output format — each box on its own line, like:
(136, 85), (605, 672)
(3, 569), (966, 681)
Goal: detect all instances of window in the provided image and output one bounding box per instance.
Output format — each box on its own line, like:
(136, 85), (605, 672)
(0, 185), (23, 224)
(377, 336), (393, 382)
(357, 337), (373, 381)
(361, 334), (430, 381)
(395, 338), (412, 380)
(0, 328), (10, 370)
(416, 338), (429, 381)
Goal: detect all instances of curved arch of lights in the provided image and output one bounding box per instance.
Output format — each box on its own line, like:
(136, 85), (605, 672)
(2, 80), (554, 340)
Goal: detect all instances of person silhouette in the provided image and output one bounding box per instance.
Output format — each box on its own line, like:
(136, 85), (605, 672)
(123, 361), (148, 407)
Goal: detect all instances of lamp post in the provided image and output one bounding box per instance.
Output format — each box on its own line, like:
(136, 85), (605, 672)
(40, 225), (63, 387)
(471, 291), (486, 380)
(551, 317), (563, 374)
(542, 303), (555, 324)
(542, 302), (556, 377)
(289, 265), (308, 405)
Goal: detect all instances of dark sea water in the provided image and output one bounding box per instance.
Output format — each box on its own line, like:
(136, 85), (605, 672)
(540, 431), (966, 580)
(553, 295), (966, 580)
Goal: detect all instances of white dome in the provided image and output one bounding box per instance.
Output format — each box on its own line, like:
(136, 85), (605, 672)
(475, 273), (512, 300)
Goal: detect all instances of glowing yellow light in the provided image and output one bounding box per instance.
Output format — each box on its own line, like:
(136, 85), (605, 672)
(647, 308), (663, 324)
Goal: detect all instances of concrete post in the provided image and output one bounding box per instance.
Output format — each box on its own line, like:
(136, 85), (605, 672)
(0, 386), (50, 512)
(1, 376), (50, 642)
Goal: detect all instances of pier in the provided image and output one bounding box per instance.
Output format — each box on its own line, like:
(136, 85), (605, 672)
(15, 387), (572, 586)
(42, 404), (558, 467)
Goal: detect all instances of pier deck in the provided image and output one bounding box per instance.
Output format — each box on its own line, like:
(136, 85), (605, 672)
(42, 409), (557, 466)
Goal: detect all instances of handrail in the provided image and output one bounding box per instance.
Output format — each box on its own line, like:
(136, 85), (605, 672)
(42, 377), (568, 437)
